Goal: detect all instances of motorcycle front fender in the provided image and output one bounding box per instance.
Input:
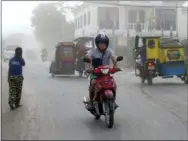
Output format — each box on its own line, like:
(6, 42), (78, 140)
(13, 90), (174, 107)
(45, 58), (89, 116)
(104, 90), (114, 100)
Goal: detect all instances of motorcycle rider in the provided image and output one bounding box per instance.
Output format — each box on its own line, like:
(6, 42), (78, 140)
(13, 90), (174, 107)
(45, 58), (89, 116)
(85, 32), (118, 110)
(76, 43), (86, 71)
(135, 38), (147, 76)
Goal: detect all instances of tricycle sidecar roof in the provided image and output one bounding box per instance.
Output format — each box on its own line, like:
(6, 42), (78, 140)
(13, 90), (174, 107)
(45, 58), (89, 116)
(56, 42), (75, 48)
(74, 36), (94, 42)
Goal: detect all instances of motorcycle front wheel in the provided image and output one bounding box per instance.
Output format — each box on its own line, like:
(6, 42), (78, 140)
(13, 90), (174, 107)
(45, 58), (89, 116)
(104, 100), (114, 128)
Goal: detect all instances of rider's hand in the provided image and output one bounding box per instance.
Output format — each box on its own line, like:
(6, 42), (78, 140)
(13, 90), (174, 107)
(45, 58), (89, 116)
(86, 69), (93, 73)
(115, 68), (122, 72)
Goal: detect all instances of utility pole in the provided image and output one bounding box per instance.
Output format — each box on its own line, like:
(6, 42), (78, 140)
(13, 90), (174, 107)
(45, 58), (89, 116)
(112, 10), (116, 50)
(170, 26), (173, 38)
(175, 2), (178, 37)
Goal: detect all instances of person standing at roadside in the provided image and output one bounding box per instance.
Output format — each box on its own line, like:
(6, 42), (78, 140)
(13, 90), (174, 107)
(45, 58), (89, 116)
(8, 47), (25, 110)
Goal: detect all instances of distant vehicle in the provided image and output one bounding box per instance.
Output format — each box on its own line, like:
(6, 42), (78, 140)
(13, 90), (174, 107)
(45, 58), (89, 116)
(3, 45), (17, 62)
(41, 48), (47, 62)
(49, 42), (76, 77)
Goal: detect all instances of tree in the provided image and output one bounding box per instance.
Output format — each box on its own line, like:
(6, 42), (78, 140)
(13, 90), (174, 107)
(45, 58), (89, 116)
(31, 3), (74, 50)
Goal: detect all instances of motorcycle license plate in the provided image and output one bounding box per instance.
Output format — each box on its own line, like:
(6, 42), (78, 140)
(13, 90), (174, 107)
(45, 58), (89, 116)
(148, 66), (155, 70)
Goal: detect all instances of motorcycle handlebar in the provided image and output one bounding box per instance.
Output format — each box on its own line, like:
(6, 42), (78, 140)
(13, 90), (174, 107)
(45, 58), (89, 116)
(86, 67), (122, 74)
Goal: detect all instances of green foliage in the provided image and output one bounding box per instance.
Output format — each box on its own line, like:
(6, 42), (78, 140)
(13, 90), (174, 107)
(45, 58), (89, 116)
(31, 3), (74, 48)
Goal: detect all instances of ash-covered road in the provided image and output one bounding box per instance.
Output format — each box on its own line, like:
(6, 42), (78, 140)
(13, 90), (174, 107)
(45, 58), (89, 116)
(2, 61), (187, 140)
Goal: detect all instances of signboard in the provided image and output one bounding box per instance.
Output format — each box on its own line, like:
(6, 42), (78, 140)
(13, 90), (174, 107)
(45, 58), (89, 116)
(167, 49), (180, 60)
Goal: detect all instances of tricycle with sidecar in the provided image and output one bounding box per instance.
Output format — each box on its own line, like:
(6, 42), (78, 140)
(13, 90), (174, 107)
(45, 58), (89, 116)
(134, 35), (188, 85)
(74, 36), (95, 77)
(49, 42), (76, 77)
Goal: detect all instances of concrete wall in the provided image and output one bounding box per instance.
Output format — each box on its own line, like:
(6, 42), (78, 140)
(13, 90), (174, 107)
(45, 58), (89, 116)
(74, 4), (98, 38)
(177, 7), (188, 40)
(74, 3), (131, 38)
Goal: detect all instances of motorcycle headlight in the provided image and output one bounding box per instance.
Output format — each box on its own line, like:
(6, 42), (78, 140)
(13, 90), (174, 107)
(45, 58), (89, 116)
(100, 69), (109, 74)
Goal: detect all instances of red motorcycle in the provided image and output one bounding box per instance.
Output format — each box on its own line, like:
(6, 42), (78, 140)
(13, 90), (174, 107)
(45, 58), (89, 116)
(83, 56), (123, 128)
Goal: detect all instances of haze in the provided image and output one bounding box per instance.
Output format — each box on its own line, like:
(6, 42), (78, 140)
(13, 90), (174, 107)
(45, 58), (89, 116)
(2, 1), (81, 35)
(2, 1), (188, 140)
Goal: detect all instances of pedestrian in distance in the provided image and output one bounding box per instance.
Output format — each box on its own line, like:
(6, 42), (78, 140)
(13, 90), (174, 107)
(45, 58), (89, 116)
(8, 47), (25, 110)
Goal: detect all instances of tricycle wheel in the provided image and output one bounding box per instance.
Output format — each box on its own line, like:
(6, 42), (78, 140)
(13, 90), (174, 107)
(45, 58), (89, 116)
(79, 71), (83, 77)
(184, 76), (188, 84)
(147, 77), (153, 85)
(140, 75), (145, 84)
(140, 70), (145, 83)
(147, 71), (153, 85)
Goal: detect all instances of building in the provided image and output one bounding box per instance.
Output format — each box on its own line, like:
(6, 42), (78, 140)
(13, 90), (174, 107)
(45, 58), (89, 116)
(73, 1), (179, 47)
(177, 3), (188, 40)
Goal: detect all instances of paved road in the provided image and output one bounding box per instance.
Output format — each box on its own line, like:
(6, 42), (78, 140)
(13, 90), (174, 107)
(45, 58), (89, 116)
(2, 61), (188, 140)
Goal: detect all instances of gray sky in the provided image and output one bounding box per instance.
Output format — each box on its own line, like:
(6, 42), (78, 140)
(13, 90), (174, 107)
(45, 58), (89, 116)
(2, 1), (82, 35)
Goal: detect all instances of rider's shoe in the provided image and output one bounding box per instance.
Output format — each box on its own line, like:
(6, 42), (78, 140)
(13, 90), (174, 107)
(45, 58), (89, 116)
(87, 102), (94, 110)
(9, 102), (15, 110)
(15, 104), (23, 108)
(115, 102), (119, 109)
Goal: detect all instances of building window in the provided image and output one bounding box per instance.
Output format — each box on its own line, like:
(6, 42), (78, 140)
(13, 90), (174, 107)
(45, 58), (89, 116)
(84, 13), (86, 26)
(128, 10), (137, 23)
(139, 10), (145, 23)
(98, 7), (119, 29)
(88, 12), (90, 25)
(155, 9), (176, 30)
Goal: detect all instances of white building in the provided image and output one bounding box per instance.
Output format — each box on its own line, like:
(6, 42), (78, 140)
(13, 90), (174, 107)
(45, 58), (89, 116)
(73, 1), (179, 46)
(177, 4), (188, 40)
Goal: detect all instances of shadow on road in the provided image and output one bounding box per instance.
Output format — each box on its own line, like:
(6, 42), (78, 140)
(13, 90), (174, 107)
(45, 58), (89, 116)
(49, 75), (88, 81)
(143, 82), (186, 87)
(82, 117), (124, 140)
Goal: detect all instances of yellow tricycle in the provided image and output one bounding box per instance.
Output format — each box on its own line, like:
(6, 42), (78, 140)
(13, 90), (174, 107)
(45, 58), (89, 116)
(134, 36), (187, 85)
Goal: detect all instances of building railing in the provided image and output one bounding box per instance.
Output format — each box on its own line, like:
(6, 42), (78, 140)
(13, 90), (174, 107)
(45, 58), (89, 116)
(127, 23), (145, 31)
(126, 22), (177, 33)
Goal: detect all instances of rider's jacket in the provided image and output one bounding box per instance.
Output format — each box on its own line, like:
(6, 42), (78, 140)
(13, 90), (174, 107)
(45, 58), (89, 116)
(87, 48), (115, 67)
